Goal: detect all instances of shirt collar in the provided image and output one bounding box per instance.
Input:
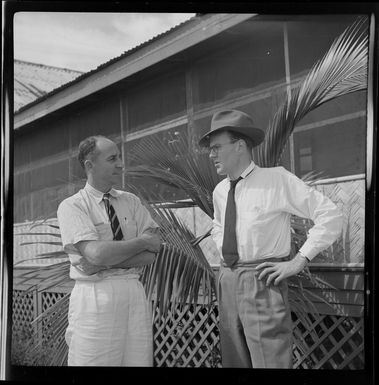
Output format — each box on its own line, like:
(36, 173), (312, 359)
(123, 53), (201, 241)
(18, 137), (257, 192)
(84, 182), (120, 203)
(228, 161), (256, 182)
(240, 161), (256, 179)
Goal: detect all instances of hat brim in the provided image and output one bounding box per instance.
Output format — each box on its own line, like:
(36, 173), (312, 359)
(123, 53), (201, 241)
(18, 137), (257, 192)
(198, 126), (265, 148)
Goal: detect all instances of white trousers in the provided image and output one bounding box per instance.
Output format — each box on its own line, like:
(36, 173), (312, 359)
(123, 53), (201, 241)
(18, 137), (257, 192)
(65, 275), (153, 366)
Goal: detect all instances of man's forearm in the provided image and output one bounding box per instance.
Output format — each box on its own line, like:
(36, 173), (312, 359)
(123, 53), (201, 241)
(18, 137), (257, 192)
(76, 250), (157, 275)
(76, 226), (161, 267)
(78, 237), (147, 266)
(114, 250), (157, 268)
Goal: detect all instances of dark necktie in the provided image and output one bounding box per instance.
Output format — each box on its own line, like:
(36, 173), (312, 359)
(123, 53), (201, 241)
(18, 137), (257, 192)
(222, 177), (243, 267)
(103, 193), (124, 241)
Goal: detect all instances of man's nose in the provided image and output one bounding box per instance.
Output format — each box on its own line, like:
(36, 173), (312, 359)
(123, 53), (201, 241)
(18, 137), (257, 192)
(116, 161), (124, 169)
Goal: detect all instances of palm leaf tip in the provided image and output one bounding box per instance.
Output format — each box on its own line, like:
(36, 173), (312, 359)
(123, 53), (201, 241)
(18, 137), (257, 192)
(258, 17), (368, 168)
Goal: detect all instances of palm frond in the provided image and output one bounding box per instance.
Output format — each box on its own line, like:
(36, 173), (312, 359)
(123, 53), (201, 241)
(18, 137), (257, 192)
(15, 232), (62, 238)
(139, 198), (216, 318)
(14, 251), (68, 267)
(15, 261), (71, 292)
(125, 132), (220, 216)
(257, 17), (368, 167)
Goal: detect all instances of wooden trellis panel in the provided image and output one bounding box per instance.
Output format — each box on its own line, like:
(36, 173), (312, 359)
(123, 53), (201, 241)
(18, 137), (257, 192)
(314, 178), (365, 264)
(153, 303), (221, 367)
(12, 286), (364, 369)
(12, 289), (36, 334)
(40, 291), (68, 347)
(292, 312), (364, 369)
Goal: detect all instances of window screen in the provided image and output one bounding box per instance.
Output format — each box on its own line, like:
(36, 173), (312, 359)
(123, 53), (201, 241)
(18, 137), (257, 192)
(192, 22), (286, 111)
(14, 118), (69, 167)
(69, 97), (121, 149)
(297, 91), (367, 127)
(127, 72), (186, 133)
(294, 117), (366, 178)
(70, 155), (86, 183)
(287, 15), (360, 77)
(28, 120), (70, 163)
(14, 194), (31, 223)
(30, 159), (69, 192)
(14, 134), (30, 168)
(14, 171), (31, 196)
(30, 184), (71, 220)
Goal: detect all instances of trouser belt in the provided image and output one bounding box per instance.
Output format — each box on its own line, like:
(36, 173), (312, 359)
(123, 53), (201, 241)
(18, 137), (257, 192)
(222, 256), (290, 268)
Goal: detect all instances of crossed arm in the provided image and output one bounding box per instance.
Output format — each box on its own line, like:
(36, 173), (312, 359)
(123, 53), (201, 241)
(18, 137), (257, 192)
(74, 227), (161, 275)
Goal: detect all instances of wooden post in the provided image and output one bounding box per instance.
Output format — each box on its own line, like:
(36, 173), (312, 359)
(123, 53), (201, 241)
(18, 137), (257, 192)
(36, 288), (43, 342)
(185, 66), (196, 153)
(283, 22), (296, 173)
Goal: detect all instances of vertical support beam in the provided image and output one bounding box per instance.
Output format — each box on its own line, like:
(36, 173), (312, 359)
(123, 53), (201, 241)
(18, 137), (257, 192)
(67, 156), (75, 197)
(365, 15), (376, 376)
(37, 290), (43, 342)
(119, 95), (127, 189)
(30, 192), (34, 221)
(185, 66), (198, 235)
(283, 22), (296, 173)
(67, 116), (76, 195)
(68, 116), (72, 191)
(185, 66), (195, 151)
(32, 288), (38, 335)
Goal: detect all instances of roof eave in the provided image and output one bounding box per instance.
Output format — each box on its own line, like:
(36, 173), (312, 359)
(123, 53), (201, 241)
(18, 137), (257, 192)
(14, 13), (257, 130)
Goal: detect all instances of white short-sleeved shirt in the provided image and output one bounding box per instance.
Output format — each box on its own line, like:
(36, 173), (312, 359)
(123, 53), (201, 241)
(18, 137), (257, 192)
(57, 182), (158, 281)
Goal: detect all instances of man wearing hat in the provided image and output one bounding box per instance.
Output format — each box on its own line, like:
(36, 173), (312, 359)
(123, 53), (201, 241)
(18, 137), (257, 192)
(199, 109), (343, 368)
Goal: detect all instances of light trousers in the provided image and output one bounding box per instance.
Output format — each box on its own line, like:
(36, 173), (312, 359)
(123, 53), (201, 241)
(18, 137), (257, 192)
(66, 275), (153, 366)
(218, 262), (293, 368)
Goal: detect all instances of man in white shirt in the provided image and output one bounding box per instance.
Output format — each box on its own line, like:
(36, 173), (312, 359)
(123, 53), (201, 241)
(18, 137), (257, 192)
(57, 135), (161, 366)
(198, 110), (343, 368)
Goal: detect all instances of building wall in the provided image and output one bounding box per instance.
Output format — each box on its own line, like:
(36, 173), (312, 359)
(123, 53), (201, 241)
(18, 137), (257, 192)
(13, 15), (367, 266)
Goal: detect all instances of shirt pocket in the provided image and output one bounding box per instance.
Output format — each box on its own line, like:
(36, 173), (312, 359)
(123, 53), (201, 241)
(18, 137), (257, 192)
(122, 218), (138, 240)
(95, 223), (113, 241)
(240, 205), (264, 222)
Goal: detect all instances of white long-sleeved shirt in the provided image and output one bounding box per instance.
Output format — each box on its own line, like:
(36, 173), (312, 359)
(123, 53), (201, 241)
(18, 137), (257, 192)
(57, 182), (158, 281)
(212, 161), (343, 262)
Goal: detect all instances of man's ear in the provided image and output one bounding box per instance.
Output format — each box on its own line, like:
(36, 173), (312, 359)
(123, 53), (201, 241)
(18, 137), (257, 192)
(236, 139), (244, 153)
(84, 159), (93, 173)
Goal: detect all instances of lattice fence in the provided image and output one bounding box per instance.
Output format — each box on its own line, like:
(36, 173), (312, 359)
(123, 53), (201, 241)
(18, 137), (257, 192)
(40, 291), (68, 348)
(153, 303), (221, 367)
(12, 290), (35, 335)
(12, 287), (364, 369)
(313, 177), (365, 264)
(292, 312), (364, 369)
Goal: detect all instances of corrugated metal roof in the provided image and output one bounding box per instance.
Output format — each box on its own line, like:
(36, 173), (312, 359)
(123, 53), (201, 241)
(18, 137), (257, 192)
(14, 59), (83, 112)
(14, 14), (257, 129)
(14, 14), (200, 114)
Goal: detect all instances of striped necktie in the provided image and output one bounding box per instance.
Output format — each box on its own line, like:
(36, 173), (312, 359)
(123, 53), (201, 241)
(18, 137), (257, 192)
(222, 176), (243, 267)
(103, 193), (124, 241)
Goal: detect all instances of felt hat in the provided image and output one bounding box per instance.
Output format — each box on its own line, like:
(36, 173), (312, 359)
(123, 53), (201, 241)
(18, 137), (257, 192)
(198, 109), (265, 148)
